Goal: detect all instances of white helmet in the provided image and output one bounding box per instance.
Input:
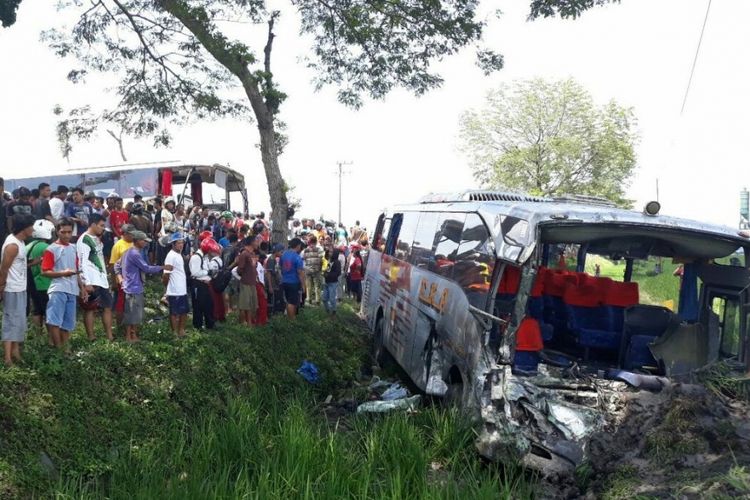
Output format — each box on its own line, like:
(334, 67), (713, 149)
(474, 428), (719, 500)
(32, 219), (55, 240)
(164, 196), (176, 206)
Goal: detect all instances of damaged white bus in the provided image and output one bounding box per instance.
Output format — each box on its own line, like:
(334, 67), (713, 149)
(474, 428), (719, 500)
(362, 191), (750, 477)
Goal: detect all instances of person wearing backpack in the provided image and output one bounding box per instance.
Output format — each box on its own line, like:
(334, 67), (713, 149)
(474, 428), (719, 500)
(189, 238), (218, 330)
(26, 220), (55, 341)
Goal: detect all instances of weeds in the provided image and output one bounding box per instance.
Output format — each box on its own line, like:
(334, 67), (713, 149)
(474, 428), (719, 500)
(0, 280), (534, 497)
(55, 393), (534, 499)
(696, 360), (750, 401)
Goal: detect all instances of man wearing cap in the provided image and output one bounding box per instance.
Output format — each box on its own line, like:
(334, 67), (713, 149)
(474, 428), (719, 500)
(110, 223), (134, 327)
(49, 186), (69, 222)
(77, 213), (114, 341)
(162, 232), (189, 338)
(114, 230), (163, 342)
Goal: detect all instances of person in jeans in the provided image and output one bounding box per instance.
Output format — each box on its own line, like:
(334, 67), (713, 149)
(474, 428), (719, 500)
(323, 248), (342, 315)
(115, 231), (163, 342)
(42, 218), (86, 349)
(77, 213), (114, 341)
(0, 214), (35, 365)
(303, 235), (324, 306)
(280, 238), (306, 319)
(162, 232), (189, 338)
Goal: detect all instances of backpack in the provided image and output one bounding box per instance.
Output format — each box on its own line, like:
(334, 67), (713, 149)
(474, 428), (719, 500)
(222, 245), (239, 268)
(210, 257), (233, 293)
(185, 252), (205, 285)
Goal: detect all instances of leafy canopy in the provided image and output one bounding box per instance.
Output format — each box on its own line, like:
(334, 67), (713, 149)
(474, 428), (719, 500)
(459, 78), (638, 206)
(40, 0), (504, 150)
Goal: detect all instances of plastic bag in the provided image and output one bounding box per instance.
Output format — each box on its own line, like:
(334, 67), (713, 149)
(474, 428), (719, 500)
(296, 360), (320, 384)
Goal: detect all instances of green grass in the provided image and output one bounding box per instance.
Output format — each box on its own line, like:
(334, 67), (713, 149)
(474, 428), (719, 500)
(583, 256), (681, 306)
(0, 279), (535, 498)
(54, 396), (533, 499)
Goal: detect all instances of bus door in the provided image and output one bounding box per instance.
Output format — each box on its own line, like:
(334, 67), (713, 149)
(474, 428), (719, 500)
(378, 212), (420, 366)
(407, 212), (467, 386)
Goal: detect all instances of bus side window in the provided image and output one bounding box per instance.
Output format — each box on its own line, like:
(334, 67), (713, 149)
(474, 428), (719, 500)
(454, 213), (495, 307)
(410, 212), (440, 268)
(394, 212), (420, 262)
(384, 214), (402, 256)
(373, 214), (389, 252)
(429, 213), (465, 279)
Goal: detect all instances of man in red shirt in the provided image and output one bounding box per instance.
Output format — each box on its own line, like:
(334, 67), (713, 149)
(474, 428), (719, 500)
(109, 197), (129, 239)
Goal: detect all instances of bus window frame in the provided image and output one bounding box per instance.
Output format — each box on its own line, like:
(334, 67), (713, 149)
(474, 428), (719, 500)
(385, 213), (403, 256)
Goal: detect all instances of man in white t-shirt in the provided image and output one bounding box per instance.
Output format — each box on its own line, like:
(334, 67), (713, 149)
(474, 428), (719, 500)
(162, 232), (189, 338)
(49, 186), (69, 222)
(0, 214), (36, 366)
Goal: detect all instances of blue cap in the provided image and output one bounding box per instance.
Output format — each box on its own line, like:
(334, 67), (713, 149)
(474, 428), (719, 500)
(272, 243), (285, 253)
(169, 232), (186, 243)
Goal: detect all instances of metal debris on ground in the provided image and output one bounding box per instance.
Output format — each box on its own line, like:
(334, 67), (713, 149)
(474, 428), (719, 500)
(356, 395), (422, 414)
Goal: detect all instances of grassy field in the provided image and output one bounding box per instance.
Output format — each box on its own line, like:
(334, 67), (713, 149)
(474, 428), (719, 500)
(0, 279), (534, 499)
(583, 255), (682, 307)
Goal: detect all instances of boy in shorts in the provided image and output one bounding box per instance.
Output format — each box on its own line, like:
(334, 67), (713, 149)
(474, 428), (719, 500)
(0, 214), (36, 365)
(42, 218), (86, 349)
(162, 232), (189, 338)
(78, 213), (114, 341)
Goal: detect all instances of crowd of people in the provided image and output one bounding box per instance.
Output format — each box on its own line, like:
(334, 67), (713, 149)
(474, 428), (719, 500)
(0, 178), (370, 367)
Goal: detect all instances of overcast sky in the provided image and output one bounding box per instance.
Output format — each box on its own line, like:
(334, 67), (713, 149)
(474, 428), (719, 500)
(0, 0), (746, 229)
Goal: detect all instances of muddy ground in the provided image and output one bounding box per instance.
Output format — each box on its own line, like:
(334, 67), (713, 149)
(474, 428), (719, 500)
(326, 365), (750, 499)
(581, 382), (750, 499)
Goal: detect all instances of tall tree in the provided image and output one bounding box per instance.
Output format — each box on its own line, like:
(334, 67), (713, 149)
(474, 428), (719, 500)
(459, 78), (637, 206)
(40, 0), (507, 242)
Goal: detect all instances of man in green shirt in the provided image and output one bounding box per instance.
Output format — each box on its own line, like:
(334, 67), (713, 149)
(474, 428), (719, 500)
(27, 220), (55, 341)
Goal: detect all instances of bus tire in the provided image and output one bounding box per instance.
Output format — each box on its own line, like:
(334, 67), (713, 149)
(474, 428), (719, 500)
(373, 316), (395, 370)
(443, 366), (466, 408)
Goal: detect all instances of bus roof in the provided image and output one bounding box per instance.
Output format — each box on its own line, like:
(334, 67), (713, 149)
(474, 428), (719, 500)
(390, 191), (750, 263)
(65, 161), (245, 187)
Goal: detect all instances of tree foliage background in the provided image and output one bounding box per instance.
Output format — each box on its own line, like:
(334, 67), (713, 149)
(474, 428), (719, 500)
(1, 0), (620, 236)
(459, 78), (638, 206)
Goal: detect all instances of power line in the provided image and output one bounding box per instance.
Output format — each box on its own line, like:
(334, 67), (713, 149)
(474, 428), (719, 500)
(680, 0), (713, 114)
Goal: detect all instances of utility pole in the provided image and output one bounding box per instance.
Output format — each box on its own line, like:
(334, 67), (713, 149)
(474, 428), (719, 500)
(336, 160), (352, 226)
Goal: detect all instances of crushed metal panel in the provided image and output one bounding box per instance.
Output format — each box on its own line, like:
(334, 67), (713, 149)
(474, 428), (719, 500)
(650, 322), (709, 376)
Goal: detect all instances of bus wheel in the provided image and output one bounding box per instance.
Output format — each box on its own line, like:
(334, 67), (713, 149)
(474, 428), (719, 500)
(373, 316), (395, 369)
(443, 366), (466, 408)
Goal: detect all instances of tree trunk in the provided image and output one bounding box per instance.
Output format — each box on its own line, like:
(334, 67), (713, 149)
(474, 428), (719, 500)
(243, 81), (289, 245)
(158, 0), (289, 244)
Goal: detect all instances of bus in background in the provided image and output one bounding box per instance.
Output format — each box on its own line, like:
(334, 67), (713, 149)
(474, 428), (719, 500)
(4, 161), (248, 213)
(362, 190), (750, 478)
